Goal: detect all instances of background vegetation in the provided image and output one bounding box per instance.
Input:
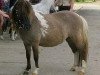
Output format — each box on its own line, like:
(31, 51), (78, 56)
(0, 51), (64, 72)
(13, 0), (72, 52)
(76, 0), (95, 2)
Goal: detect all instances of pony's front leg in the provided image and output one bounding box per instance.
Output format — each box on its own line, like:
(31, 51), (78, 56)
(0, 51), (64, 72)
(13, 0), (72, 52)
(11, 30), (16, 40)
(23, 43), (31, 74)
(32, 45), (39, 75)
(10, 24), (16, 41)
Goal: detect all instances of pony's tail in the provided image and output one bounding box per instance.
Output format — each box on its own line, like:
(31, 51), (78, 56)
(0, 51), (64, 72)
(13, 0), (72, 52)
(81, 16), (88, 37)
(79, 16), (88, 64)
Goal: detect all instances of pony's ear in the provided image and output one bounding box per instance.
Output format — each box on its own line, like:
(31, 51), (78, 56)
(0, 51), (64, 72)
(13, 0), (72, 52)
(30, 0), (41, 5)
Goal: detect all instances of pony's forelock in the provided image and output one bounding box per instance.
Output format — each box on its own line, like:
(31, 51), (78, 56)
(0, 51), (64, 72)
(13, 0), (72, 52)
(12, 0), (33, 30)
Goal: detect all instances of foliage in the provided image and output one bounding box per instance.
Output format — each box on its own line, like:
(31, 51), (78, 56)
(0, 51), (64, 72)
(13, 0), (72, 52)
(75, 0), (95, 2)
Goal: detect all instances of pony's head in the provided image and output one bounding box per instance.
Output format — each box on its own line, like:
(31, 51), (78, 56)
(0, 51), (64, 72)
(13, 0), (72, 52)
(12, 0), (33, 30)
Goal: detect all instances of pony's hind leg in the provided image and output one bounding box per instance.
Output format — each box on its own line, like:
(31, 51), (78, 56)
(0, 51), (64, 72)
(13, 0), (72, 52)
(67, 34), (88, 75)
(23, 43), (31, 74)
(71, 52), (79, 71)
(66, 37), (79, 71)
(32, 45), (39, 75)
(78, 45), (88, 75)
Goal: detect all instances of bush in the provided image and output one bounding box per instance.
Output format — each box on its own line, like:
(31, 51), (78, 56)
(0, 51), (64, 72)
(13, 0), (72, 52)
(76, 0), (95, 2)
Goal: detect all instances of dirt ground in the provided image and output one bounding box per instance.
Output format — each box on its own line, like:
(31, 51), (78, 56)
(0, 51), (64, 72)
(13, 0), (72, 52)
(0, 2), (100, 75)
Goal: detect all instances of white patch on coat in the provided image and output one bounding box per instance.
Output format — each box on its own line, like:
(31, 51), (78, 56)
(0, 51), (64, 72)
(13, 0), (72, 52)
(40, 28), (48, 37)
(34, 10), (49, 28)
(33, 9), (49, 37)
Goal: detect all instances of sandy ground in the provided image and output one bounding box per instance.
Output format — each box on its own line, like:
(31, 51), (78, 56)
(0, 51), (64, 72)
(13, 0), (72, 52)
(0, 2), (100, 75)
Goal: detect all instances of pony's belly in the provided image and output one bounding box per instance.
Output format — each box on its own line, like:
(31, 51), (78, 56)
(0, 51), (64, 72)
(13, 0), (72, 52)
(39, 27), (68, 47)
(39, 40), (63, 47)
(39, 35), (65, 47)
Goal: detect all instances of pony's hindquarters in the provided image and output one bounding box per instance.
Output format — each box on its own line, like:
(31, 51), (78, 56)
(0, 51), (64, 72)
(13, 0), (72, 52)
(80, 16), (88, 62)
(67, 15), (88, 75)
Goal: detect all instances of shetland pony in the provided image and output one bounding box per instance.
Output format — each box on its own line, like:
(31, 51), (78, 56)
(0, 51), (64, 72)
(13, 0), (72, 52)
(12, 0), (88, 75)
(10, 0), (55, 41)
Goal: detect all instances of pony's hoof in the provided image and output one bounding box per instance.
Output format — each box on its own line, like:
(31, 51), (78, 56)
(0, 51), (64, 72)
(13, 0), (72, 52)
(70, 67), (76, 71)
(11, 38), (15, 41)
(78, 71), (85, 75)
(15, 34), (18, 39)
(0, 36), (4, 40)
(32, 73), (37, 75)
(11, 36), (15, 41)
(23, 70), (29, 75)
(70, 66), (78, 71)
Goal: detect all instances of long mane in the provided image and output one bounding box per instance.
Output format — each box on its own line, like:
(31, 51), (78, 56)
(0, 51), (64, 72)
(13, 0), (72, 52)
(12, 0), (33, 30)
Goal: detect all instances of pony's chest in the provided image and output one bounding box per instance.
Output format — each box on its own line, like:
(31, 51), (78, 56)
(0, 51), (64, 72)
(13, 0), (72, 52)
(19, 29), (40, 42)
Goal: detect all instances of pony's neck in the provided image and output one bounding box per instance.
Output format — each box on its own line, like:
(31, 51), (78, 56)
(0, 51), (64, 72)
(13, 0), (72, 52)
(29, 10), (41, 27)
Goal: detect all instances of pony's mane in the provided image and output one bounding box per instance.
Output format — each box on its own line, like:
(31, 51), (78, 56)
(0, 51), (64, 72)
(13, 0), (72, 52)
(12, 0), (33, 30)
